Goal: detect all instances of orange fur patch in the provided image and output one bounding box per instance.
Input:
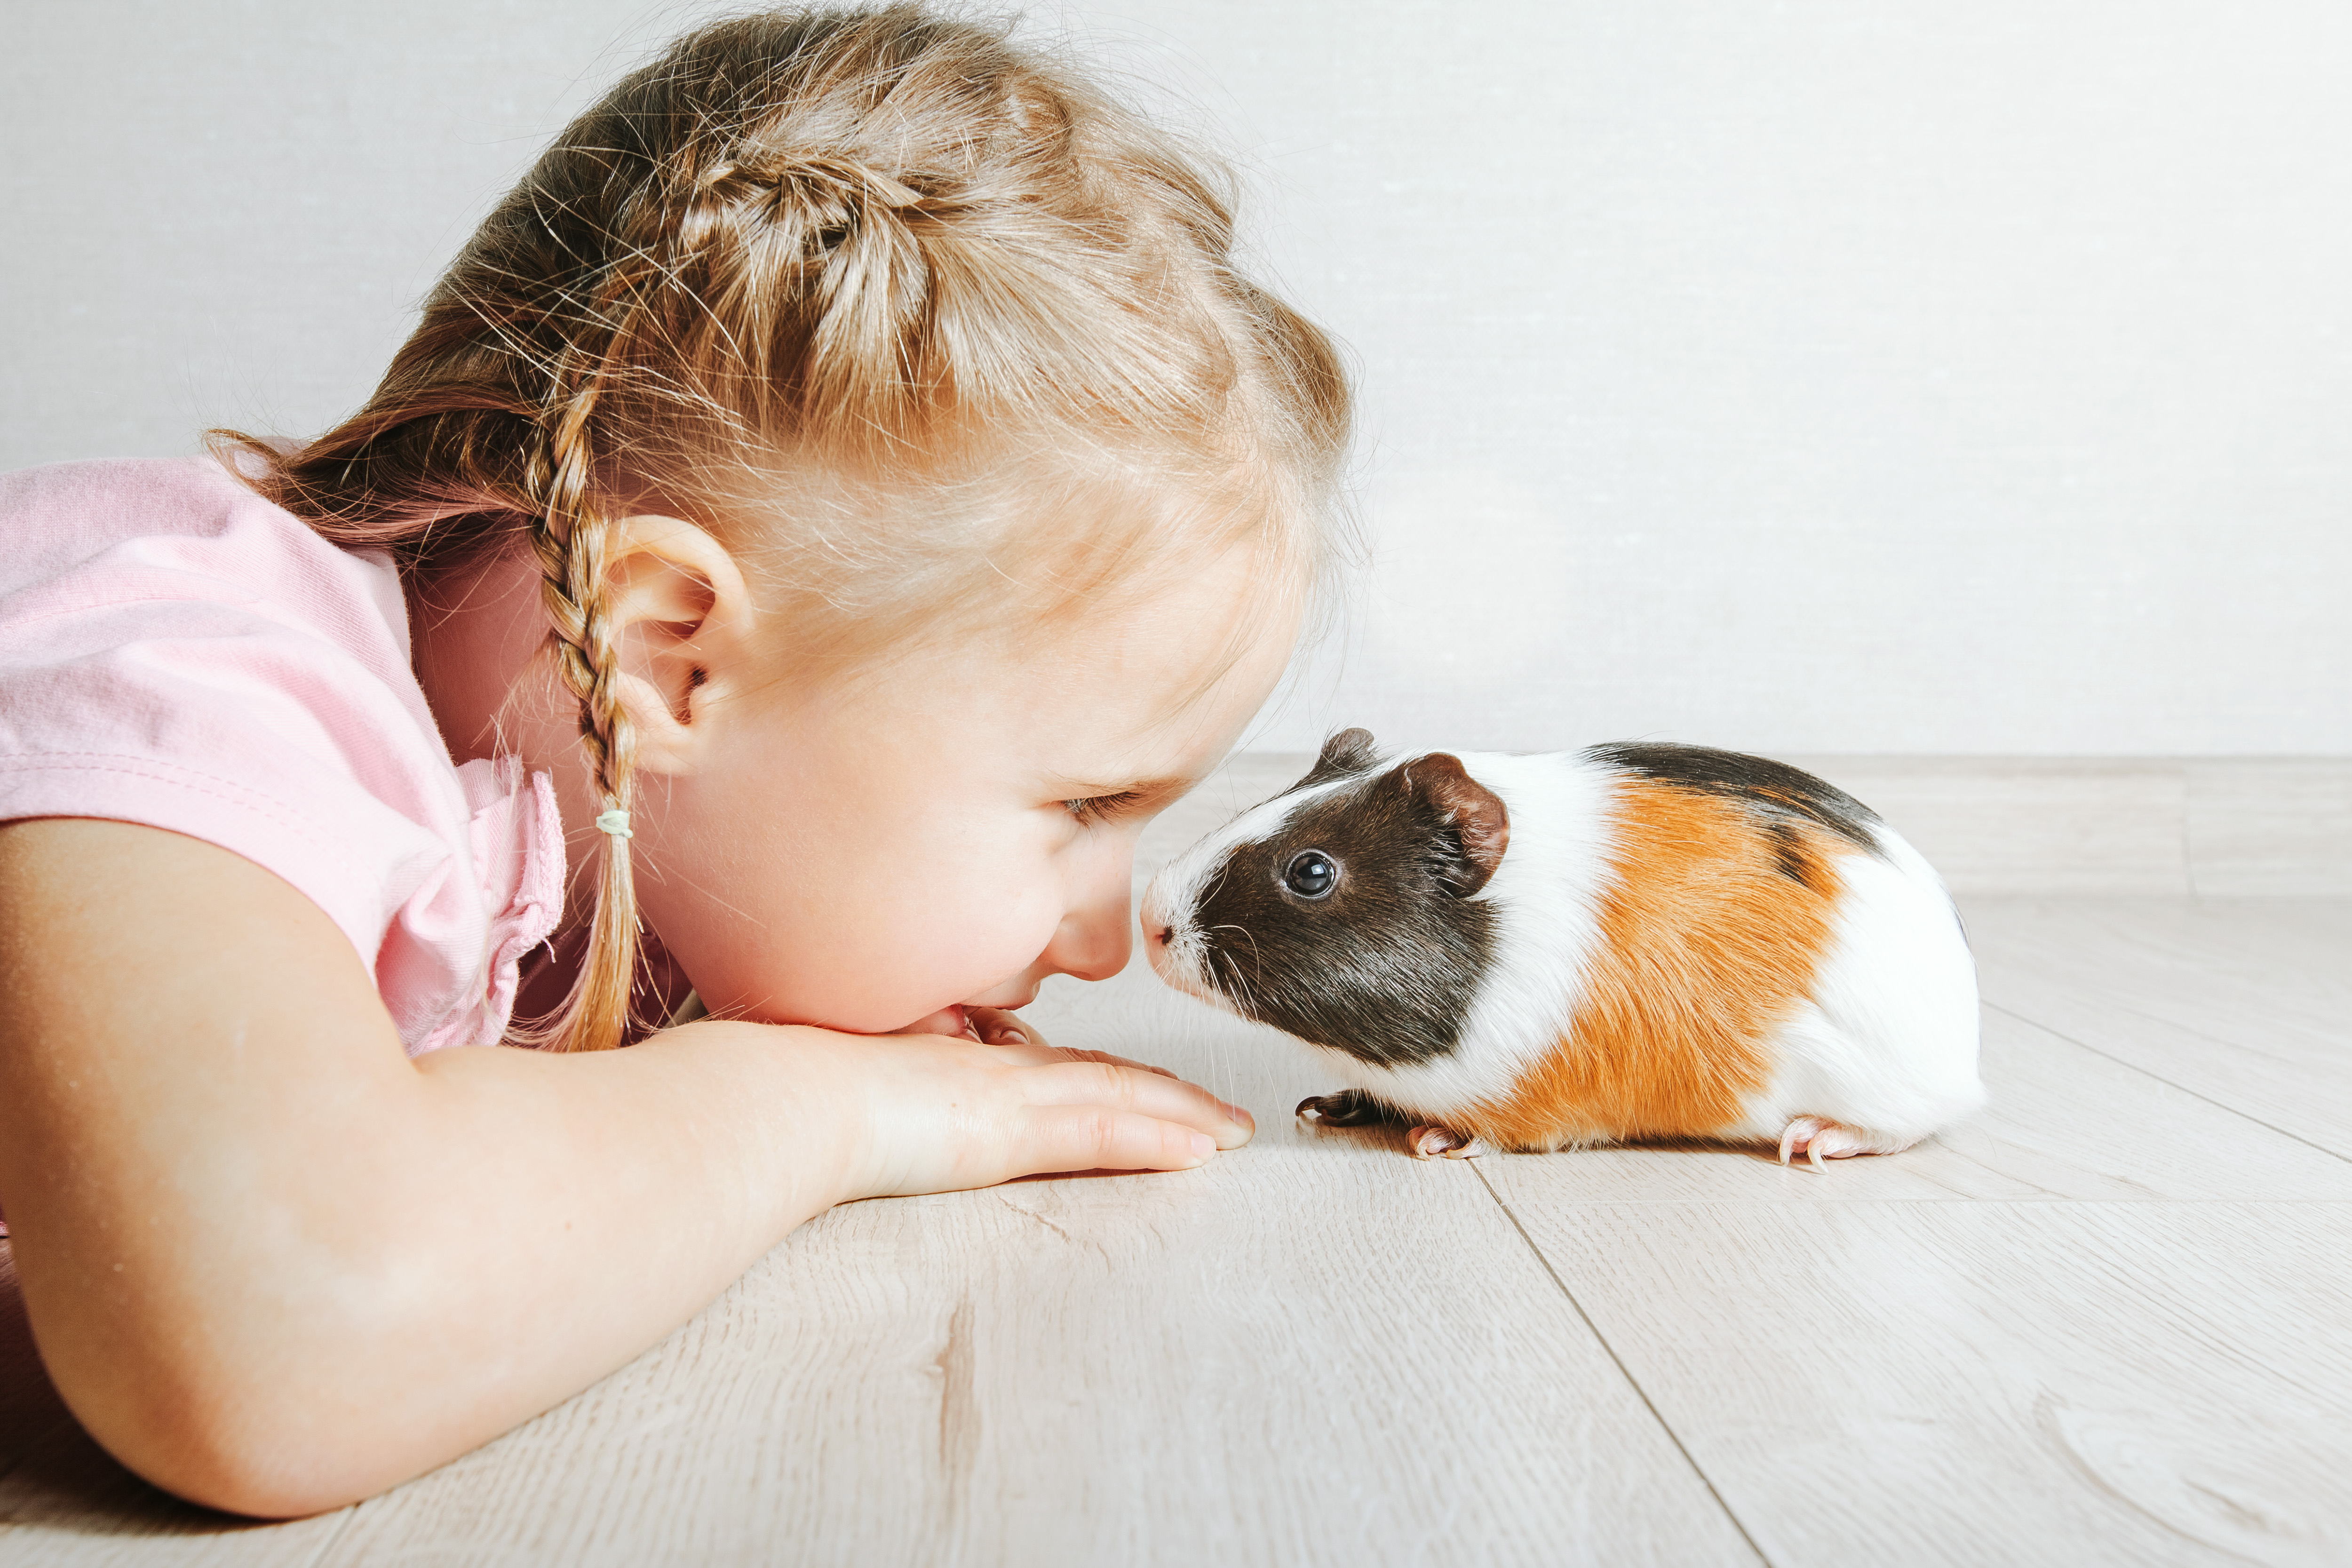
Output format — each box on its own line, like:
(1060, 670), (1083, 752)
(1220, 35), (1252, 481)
(1468, 778), (1841, 1150)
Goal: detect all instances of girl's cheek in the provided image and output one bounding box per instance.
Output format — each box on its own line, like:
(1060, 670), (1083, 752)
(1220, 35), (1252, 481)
(731, 855), (1053, 1031)
(656, 796), (1064, 1027)
(891, 864), (1063, 997)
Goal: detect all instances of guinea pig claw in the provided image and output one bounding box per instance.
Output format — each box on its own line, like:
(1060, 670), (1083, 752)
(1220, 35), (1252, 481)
(1779, 1116), (1834, 1172)
(1296, 1090), (1387, 1127)
(1407, 1124), (1482, 1160)
(1779, 1114), (1899, 1170)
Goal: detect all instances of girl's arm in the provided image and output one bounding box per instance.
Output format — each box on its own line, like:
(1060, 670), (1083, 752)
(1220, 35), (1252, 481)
(0, 819), (1245, 1518)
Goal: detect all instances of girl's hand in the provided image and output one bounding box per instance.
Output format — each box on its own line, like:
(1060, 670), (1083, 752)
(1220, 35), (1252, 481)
(817, 1007), (1253, 1202)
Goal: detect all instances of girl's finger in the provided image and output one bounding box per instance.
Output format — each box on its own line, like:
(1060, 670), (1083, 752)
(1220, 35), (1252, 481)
(976, 1040), (1180, 1079)
(1017, 1060), (1254, 1148)
(1018, 1106), (1220, 1174)
(963, 1005), (1037, 1047)
(1054, 1047), (1180, 1079)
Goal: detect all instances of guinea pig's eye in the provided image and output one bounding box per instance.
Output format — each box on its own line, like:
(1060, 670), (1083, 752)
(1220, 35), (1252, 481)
(1283, 850), (1339, 899)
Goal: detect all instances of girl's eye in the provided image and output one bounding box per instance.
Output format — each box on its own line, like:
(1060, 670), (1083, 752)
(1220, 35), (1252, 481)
(1283, 850), (1339, 899)
(1065, 791), (1143, 826)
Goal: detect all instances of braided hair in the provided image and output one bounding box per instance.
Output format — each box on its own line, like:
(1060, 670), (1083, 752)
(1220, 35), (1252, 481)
(218, 4), (1352, 1052)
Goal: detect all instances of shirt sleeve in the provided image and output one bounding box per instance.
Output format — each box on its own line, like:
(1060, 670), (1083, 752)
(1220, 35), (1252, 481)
(0, 458), (471, 978)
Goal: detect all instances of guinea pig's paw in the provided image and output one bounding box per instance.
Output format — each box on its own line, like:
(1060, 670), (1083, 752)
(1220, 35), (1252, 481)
(1777, 1115), (1915, 1172)
(1296, 1090), (1389, 1127)
(1407, 1123), (1485, 1160)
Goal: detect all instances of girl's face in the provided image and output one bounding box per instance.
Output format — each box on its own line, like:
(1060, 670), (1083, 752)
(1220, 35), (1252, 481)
(635, 547), (1299, 1034)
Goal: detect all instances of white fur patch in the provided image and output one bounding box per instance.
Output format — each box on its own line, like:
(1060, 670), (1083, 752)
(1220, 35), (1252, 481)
(1724, 822), (1985, 1142)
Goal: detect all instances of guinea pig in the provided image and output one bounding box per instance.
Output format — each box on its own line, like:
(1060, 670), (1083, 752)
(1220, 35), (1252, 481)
(1140, 730), (1984, 1165)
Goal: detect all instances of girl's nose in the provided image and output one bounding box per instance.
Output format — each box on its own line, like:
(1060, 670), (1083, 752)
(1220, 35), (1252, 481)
(1044, 855), (1136, 982)
(1046, 899), (1132, 982)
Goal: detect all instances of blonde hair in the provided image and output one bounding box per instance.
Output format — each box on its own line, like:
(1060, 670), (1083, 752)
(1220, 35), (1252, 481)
(217, 4), (1351, 1052)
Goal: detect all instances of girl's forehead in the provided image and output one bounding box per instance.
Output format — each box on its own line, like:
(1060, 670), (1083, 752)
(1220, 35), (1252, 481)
(1061, 543), (1299, 682)
(1031, 574), (1299, 767)
(827, 551), (1292, 781)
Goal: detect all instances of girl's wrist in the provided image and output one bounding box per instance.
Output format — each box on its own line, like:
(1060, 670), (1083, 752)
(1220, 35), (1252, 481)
(641, 1020), (872, 1225)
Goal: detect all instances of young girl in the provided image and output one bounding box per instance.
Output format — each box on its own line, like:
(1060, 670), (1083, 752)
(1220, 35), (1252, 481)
(0, 5), (1347, 1517)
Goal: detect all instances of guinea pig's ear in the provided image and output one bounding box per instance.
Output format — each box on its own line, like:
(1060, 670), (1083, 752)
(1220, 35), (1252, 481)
(1403, 754), (1511, 897)
(1301, 727), (1381, 788)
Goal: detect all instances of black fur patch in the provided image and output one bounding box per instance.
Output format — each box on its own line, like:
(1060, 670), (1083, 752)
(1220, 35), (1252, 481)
(1760, 816), (1824, 892)
(1289, 727), (1382, 793)
(1584, 742), (1884, 877)
(1188, 757), (1498, 1067)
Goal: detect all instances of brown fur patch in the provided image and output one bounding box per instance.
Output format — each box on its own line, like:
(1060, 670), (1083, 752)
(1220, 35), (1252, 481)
(1467, 778), (1841, 1150)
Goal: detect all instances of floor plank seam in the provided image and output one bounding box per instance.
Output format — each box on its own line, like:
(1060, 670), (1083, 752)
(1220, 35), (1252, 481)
(1979, 998), (2352, 1167)
(1467, 1160), (1776, 1568)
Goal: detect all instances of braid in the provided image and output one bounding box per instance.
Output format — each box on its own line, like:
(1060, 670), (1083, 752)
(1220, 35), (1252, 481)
(518, 151), (930, 1056)
(524, 332), (647, 1051)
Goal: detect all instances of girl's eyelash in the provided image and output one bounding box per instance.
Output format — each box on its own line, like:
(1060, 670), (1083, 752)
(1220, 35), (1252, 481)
(1064, 790), (1146, 825)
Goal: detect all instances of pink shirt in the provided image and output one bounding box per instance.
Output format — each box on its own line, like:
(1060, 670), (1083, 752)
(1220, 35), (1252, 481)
(0, 456), (566, 1057)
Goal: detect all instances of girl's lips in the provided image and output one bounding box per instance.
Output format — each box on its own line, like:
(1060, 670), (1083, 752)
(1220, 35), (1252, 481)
(903, 994), (1036, 1039)
(902, 1004), (973, 1039)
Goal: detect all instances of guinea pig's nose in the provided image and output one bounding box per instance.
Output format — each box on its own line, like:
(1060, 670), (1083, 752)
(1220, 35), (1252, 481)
(1149, 926), (1172, 947)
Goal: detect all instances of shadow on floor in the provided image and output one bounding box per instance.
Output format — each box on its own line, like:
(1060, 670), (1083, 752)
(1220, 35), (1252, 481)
(1292, 1114), (1800, 1165)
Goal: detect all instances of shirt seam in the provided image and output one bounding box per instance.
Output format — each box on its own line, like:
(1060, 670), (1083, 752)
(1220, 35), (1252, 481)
(0, 751), (378, 886)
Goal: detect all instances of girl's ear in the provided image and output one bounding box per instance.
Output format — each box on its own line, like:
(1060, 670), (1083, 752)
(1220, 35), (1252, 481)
(599, 515), (757, 776)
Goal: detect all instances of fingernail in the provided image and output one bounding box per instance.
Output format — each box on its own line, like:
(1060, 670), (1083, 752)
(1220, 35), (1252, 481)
(1188, 1131), (1216, 1159)
(1223, 1101), (1255, 1129)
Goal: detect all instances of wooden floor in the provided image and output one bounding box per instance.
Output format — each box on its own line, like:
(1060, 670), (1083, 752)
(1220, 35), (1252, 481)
(3, 758), (2349, 1566)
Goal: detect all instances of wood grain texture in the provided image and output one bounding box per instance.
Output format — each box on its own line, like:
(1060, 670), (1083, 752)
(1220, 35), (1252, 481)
(312, 1013), (1755, 1567)
(1476, 1001), (2352, 1206)
(1968, 898), (2352, 1161)
(1488, 1198), (2352, 1568)
(1476, 895), (2352, 1566)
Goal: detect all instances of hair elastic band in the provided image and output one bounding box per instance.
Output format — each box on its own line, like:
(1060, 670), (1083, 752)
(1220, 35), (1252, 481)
(595, 808), (634, 839)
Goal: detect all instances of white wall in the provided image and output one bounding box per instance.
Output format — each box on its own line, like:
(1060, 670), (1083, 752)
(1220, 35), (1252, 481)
(5, 1), (2347, 755)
